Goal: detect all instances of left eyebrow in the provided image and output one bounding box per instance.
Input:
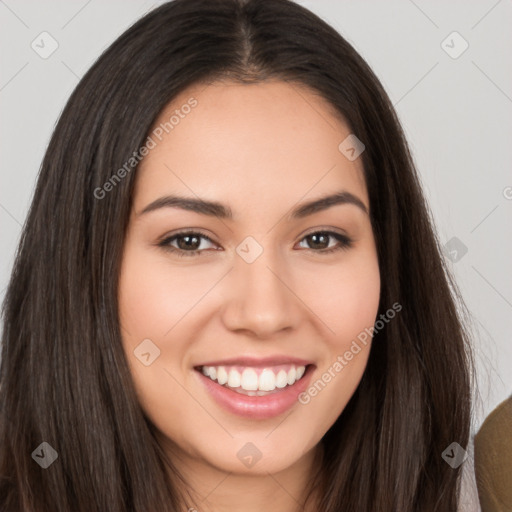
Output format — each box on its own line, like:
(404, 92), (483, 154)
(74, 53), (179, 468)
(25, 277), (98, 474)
(290, 191), (368, 218)
(136, 190), (368, 219)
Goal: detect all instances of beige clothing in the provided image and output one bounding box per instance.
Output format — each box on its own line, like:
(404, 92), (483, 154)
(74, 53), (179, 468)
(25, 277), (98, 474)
(474, 396), (512, 512)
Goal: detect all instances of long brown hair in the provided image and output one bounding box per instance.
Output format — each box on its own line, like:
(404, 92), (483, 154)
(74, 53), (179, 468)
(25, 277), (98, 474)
(0, 0), (473, 510)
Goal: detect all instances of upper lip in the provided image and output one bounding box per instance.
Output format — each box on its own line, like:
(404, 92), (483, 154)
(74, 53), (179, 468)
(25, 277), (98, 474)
(195, 355), (314, 368)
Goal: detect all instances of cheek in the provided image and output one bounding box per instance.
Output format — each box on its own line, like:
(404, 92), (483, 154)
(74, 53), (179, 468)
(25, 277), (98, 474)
(324, 254), (380, 373)
(332, 261), (381, 341)
(118, 245), (214, 340)
(294, 249), (381, 342)
(117, 246), (200, 443)
(293, 250), (380, 428)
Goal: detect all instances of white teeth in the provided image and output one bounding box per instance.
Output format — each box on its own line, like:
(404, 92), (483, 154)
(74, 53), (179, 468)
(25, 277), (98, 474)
(259, 369), (276, 391)
(216, 366), (228, 385)
(227, 369), (241, 388)
(200, 364), (307, 392)
(241, 368), (259, 391)
(287, 367), (296, 385)
(275, 370), (288, 388)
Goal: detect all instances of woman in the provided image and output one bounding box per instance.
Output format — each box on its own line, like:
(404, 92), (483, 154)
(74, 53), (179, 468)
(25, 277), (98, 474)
(0, 0), (473, 510)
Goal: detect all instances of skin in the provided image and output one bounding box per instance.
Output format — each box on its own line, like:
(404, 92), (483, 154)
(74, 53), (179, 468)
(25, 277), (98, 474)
(118, 80), (381, 512)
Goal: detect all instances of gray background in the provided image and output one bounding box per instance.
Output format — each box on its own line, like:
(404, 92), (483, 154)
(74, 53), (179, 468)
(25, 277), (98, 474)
(1, 0), (511, 438)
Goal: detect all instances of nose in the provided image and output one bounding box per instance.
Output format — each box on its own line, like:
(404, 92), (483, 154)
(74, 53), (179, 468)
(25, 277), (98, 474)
(219, 248), (303, 338)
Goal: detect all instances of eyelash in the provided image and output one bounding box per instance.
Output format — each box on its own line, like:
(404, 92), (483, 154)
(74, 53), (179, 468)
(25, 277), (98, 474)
(157, 230), (353, 257)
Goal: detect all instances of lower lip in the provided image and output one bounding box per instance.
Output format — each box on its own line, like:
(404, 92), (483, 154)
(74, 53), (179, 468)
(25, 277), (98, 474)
(195, 365), (315, 419)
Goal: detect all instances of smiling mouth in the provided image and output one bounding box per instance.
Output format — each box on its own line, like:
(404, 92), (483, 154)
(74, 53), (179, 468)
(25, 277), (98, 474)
(194, 363), (310, 396)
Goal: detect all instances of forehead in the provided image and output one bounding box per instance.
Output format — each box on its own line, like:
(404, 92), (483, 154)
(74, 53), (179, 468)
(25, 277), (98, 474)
(135, 80), (368, 211)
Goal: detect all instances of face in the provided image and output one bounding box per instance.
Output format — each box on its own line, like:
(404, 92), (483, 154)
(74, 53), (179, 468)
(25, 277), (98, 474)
(118, 81), (380, 481)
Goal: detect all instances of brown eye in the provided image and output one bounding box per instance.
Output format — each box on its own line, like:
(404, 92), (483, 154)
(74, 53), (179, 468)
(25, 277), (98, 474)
(298, 231), (352, 253)
(158, 231), (217, 257)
